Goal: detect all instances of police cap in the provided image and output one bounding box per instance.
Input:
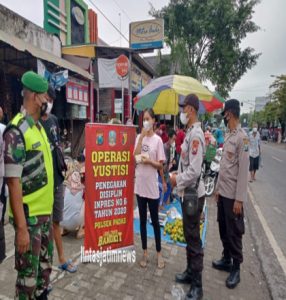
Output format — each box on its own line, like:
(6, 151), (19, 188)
(179, 94), (200, 111)
(221, 99), (240, 116)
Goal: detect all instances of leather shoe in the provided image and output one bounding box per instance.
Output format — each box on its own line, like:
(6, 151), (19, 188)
(185, 272), (203, 300)
(185, 286), (203, 300)
(226, 269), (240, 289)
(212, 257), (233, 272)
(175, 269), (192, 284)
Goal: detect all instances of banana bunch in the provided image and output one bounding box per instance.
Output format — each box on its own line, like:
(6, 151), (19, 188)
(164, 219), (186, 243)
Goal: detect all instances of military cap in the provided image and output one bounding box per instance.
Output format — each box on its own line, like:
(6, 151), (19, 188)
(179, 94), (200, 111)
(221, 99), (240, 116)
(21, 71), (48, 93)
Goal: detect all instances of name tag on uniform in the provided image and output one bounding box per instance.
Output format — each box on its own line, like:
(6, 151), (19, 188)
(32, 142), (41, 149)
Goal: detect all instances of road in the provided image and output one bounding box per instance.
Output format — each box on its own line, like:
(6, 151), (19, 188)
(247, 142), (286, 299)
(249, 142), (286, 256)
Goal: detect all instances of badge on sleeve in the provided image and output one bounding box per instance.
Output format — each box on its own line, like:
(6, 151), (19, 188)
(191, 139), (200, 155)
(243, 138), (249, 152)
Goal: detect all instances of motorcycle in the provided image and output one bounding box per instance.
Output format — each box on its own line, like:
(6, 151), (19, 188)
(204, 148), (223, 197)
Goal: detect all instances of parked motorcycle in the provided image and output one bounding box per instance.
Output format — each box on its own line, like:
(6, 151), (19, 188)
(204, 148), (223, 197)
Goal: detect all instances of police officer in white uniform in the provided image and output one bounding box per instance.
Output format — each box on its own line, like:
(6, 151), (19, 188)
(212, 99), (249, 289)
(170, 94), (205, 300)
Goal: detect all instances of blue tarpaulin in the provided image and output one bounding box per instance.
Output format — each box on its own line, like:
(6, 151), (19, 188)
(134, 198), (208, 248)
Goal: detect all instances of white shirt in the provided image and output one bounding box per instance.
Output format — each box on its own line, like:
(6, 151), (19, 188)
(249, 133), (260, 158)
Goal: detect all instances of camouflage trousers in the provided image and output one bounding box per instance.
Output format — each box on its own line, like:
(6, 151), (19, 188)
(11, 216), (53, 300)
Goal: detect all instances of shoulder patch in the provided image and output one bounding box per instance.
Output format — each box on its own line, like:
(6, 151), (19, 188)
(191, 139), (200, 155)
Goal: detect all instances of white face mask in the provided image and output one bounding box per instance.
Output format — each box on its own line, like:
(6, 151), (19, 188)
(143, 120), (153, 131)
(180, 112), (189, 125)
(20, 105), (27, 117)
(46, 102), (53, 115)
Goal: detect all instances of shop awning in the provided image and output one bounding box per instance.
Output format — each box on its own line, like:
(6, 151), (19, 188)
(0, 29), (93, 80)
(62, 45), (96, 58)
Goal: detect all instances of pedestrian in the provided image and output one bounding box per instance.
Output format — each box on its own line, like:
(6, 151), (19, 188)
(3, 71), (54, 299)
(160, 129), (177, 207)
(0, 121), (5, 264)
(61, 167), (85, 238)
(215, 126), (224, 148)
(0, 106), (6, 133)
(134, 108), (166, 269)
(249, 127), (261, 182)
(175, 124), (185, 162)
(204, 126), (212, 146)
(170, 94), (206, 300)
(212, 99), (249, 289)
(40, 85), (77, 274)
(160, 124), (169, 144)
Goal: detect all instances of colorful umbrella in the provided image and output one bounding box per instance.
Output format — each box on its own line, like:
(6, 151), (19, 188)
(134, 75), (224, 115)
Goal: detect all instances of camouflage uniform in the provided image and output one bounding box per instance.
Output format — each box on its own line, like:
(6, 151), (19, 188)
(4, 127), (53, 300)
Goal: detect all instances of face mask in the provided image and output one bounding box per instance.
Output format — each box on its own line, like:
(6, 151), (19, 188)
(20, 105), (27, 117)
(39, 102), (48, 117)
(180, 112), (189, 125)
(224, 113), (231, 127)
(46, 102), (53, 115)
(223, 117), (228, 127)
(143, 120), (153, 131)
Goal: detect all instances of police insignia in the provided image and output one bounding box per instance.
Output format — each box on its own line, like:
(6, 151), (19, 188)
(243, 138), (249, 151)
(191, 139), (199, 155)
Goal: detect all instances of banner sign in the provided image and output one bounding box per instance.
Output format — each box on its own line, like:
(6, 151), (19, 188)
(85, 124), (136, 251)
(129, 19), (164, 50)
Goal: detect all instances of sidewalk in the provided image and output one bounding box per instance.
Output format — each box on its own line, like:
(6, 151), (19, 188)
(0, 199), (270, 300)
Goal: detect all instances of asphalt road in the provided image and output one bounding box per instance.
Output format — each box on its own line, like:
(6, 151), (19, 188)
(249, 142), (286, 256)
(247, 142), (286, 299)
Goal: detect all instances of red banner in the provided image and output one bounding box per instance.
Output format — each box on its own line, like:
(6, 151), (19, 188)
(84, 123), (136, 251)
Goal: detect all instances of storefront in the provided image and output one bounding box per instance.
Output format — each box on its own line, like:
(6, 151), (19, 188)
(0, 28), (93, 158)
(62, 44), (156, 124)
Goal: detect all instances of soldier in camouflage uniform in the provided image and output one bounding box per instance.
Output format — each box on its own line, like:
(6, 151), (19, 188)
(4, 71), (54, 300)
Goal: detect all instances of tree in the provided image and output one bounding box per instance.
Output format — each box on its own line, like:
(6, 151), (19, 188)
(150, 0), (261, 97)
(270, 75), (286, 135)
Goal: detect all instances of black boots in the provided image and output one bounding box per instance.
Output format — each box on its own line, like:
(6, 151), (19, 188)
(212, 256), (233, 272)
(226, 263), (241, 289)
(35, 289), (48, 300)
(185, 272), (203, 300)
(176, 258), (192, 284)
(175, 267), (192, 284)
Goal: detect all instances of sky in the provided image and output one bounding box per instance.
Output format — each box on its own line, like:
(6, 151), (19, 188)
(0, 0), (285, 113)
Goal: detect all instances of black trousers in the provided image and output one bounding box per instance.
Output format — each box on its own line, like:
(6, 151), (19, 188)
(217, 195), (245, 264)
(137, 195), (161, 252)
(182, 196), (205, 273)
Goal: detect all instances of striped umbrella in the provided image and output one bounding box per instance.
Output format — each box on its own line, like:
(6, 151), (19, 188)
(134, 75), (224, 115)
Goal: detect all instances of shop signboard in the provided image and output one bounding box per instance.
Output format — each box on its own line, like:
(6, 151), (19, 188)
(66, 76), (89, 106)
(114, 98), (123, 114)
(129, 19), (164, 50)
(84, 124), (136, 251)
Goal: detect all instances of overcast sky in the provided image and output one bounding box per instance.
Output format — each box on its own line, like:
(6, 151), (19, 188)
(0, 0), (285, 113)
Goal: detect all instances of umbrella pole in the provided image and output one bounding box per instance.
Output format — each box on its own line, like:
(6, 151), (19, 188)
(174, 115), (176, 129)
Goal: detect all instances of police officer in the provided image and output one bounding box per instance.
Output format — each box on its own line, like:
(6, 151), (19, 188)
(4, 71), (54, 299)
(212, 99), (249, 289)
(170, 94), (205, 300)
